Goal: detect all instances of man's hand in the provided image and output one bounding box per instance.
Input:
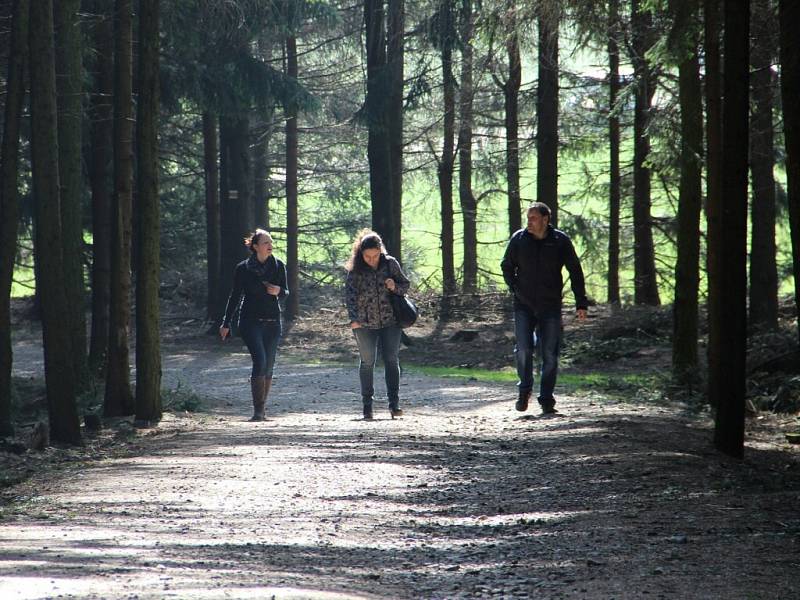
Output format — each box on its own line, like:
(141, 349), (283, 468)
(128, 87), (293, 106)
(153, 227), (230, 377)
(264, 282), (281, 296)
(350, 322), (362, 329)
(219, 326), (230, 340)
(385, 278), (396, 292)
(576, 309), (587, 322)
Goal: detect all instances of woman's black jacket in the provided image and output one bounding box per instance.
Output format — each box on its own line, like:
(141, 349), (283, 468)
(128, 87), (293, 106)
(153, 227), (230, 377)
(221, 255), (289, 328)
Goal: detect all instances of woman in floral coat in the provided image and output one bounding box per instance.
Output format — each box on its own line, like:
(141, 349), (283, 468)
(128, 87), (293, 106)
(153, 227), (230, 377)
(344, 229), (410, 420)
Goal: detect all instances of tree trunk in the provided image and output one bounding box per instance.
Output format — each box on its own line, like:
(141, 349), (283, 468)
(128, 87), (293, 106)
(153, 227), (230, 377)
(252, 114), (272, 229)
(458, 0), (478, 293)
(705, 0), (723, 408)
(713, 0), (749, 459)
(505, 0), (522, 235)
(232, 118), (254, 255)
(203, 112), (221, 323)
(252, 131), (268, 228)
(253, 38), (274, 230)
(88, 1), (114, 375)
(607, 0), (621, 305)
(219, 117), (232, 296)
(29, 0), (81, 444)
(364, 0), (395, 254)
(438, 0), (457, 297)
(104, 0), (135, 417)
(0, 0), (29, 437)
(219, 116), (253, 285)
(779, 0), (800, 345)
(536, 11), (559, 225)
(631, 0), (660, 305)
(285, 35), (300, 320)
(672, 47), (703, 384)
(387, 0), (404, 260)
(135, 0), (162, 424)
(748, 0), (779, 331)
(54, 0), (88, 389)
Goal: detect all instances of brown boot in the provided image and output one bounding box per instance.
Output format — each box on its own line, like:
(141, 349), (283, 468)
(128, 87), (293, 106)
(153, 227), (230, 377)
(263, 378), (273, 414)
(249, 376), (267, 421)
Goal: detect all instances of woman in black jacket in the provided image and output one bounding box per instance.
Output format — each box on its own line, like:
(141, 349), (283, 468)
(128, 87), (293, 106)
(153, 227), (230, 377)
(220, 229), (288, 421)
(345, 229), (410, 420)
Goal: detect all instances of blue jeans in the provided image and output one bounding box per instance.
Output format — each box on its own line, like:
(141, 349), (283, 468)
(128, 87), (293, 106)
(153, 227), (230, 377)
(239, 319), (281, 378)
(514, 307), (561, 404)
(352, 326), (402, 407)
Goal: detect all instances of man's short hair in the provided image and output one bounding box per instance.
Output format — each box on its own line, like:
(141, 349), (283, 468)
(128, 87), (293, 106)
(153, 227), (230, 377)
(528, 202), (551, 219)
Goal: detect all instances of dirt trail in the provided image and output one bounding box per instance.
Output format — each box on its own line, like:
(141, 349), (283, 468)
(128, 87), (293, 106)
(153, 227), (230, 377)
(1, 335), (799, 599)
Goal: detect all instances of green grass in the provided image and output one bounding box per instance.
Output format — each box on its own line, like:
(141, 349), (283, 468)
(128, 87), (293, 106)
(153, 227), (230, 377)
(410, 364), (518, 383)
(285, 142), (765, 305)
(410, 364), (656, 392)
(12, 143), (795, 303)
(411, 365), (683, 406)
(10, 264), (34, 298)
(283, 357), (659, 400)
(11, 231), (94, 298)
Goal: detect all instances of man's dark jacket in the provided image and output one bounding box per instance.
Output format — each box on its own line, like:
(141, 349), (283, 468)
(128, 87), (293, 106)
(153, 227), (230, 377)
(500, 225), (588, 313)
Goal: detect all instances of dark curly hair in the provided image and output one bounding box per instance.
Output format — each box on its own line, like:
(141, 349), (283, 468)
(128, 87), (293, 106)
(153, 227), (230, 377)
(345, 228), (386, 272)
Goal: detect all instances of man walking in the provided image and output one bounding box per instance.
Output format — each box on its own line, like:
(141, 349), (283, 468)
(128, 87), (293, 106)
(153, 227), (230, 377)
(500, 202), (588, 414)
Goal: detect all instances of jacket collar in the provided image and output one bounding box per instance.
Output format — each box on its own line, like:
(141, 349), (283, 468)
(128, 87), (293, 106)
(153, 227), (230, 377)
(523, 224), (554, 241)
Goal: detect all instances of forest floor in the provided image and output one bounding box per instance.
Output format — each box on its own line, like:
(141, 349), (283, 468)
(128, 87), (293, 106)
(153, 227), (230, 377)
(1, 293), (800, 599)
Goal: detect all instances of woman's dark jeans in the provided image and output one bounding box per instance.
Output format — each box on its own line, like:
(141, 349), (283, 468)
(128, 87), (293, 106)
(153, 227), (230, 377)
(514, 306), (561, 404)
(352, 325), (402, 408)
(239, 319), (281, 378)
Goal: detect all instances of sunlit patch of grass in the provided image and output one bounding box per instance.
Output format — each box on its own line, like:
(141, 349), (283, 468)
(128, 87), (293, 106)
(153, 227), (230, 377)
(10, 266), (35, 298)
(410, 365), (518, 383)
(558, 372), (656, 391)
(409, 365), (660, 397)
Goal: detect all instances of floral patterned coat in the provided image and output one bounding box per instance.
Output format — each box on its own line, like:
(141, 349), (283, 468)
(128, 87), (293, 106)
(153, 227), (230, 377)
(345, 255), (410, 329)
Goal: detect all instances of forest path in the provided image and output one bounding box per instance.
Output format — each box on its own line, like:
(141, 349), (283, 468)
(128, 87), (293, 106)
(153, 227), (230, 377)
(2, 335), (799, 599)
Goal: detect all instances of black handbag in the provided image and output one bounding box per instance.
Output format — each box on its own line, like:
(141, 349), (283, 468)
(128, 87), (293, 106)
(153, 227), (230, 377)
(390, 293), (418, 328)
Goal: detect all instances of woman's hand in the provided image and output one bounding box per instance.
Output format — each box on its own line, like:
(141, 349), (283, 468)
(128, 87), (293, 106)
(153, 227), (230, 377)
(264, 283), (281, 296)
(219, 326), (230, 340)
(385, 278), (396, 292)
(350, 322), (362, 329)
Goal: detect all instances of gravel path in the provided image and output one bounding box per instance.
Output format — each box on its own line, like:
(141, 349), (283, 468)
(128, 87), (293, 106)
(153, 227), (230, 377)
(1, 335), (799, 599)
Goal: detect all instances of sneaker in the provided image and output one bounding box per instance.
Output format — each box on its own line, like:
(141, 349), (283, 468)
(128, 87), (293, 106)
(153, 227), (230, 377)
(515, 390), (531, 412)
(538, 397), (557, 415)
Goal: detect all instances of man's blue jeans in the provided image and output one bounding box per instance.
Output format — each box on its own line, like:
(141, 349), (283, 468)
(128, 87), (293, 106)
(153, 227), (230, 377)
(514, 306), (561, 404)
(352, 326), (402, 407)
(239, 319), (281, 378)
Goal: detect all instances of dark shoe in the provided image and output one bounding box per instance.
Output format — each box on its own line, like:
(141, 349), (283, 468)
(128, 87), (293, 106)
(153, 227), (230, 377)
(363, 397), (374, 421)
(515, 390), (531, 412)
(390, 407), (403, 419)
(538, 397), (557, 415)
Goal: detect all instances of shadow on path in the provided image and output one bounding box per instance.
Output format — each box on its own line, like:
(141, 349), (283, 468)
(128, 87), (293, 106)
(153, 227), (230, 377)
(3, 336), (799, 599)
